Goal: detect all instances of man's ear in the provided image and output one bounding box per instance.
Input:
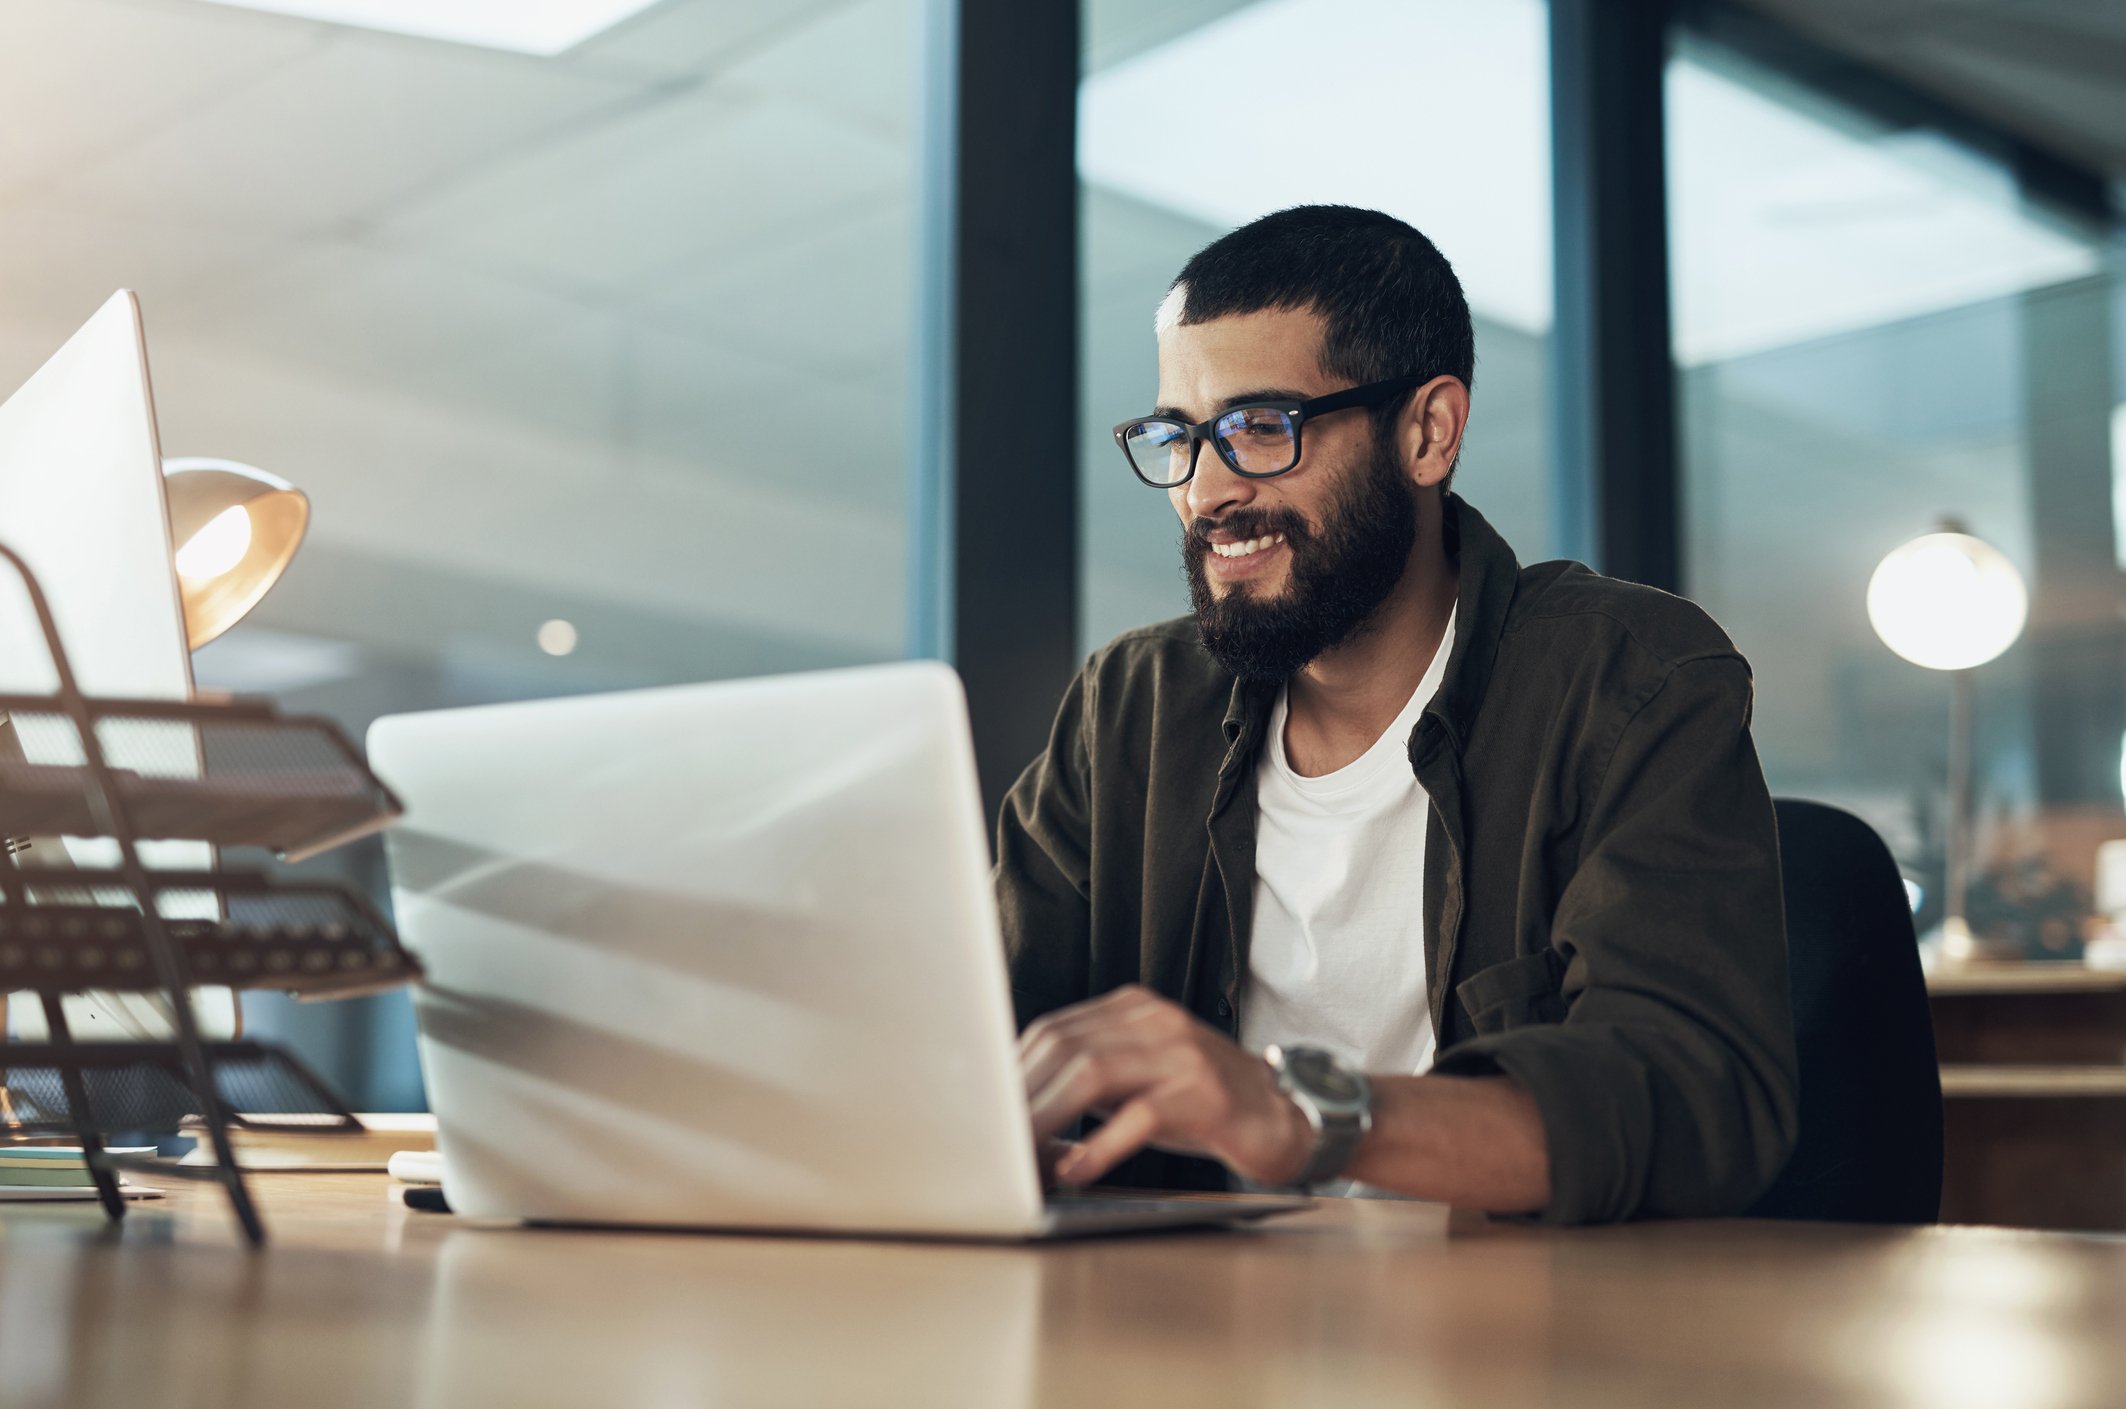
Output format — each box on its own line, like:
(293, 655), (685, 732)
(1401, 376), (1468, 491)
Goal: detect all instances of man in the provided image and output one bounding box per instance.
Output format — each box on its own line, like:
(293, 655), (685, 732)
(998, 205), (1797, 1223)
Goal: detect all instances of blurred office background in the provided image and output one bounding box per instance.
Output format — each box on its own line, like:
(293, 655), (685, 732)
(0, 0), (2121, 1108)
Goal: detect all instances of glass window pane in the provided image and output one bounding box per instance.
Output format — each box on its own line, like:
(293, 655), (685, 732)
(1670, 31), (2122, 958)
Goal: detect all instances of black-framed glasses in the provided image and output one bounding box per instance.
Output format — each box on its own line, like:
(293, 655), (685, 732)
(1112, 373), (1425, 488)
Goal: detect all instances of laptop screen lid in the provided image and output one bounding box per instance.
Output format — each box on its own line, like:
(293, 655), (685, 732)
(368, 661), (1045, 1237)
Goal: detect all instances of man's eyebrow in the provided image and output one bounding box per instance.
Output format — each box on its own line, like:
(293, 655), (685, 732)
(1149, 388), (1309, 423)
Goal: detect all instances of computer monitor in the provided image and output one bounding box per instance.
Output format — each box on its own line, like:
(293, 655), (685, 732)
(0, 290), (236, 1041)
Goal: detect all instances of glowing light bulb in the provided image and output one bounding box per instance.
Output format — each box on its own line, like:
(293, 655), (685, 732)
(1867, 531), (2026, 672)
(537, 619), (578, 656)
(174, 504), (254, 581)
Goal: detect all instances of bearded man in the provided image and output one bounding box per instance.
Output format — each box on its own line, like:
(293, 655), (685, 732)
(997, 205), (1798, 1222)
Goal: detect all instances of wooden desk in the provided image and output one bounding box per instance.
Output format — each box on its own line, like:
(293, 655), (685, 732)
(4, 1175), (2126, 1408)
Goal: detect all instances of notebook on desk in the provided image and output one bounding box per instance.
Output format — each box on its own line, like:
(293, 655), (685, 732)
(368, 663), (1304, 1241)
(177, 1113), (436, 1171)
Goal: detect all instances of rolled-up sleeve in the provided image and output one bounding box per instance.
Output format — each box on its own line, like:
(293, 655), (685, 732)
(1433, 655), (1800, 1223)
(994, 661), (1096, 1032)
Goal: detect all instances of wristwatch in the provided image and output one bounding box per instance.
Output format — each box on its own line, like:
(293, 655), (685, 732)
(1263, 1044), (1373, 1189)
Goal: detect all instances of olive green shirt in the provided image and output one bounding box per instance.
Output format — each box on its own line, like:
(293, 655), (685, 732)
(996, 496), (1799, 1223)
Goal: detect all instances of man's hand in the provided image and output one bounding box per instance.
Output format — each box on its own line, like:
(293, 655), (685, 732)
(1019, 984), (1314, 1187)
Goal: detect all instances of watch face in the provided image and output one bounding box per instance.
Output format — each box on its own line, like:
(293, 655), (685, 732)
(1289, 1048), (1365, 1105)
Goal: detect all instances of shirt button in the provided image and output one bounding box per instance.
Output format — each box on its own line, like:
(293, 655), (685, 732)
(1214, 997), (1233, 1022)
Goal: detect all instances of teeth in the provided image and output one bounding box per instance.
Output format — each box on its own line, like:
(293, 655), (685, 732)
(1211, 534), (1284, 559)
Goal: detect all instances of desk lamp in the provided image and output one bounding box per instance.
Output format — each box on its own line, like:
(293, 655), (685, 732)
(1866, 521), (2027, 963)
(162, 458), (309, 650)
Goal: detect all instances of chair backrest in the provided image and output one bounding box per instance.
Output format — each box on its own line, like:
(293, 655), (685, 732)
(1747, 799), (1943, 1223)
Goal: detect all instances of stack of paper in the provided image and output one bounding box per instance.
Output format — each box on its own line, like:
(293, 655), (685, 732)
(0, 1146), (160, 1202)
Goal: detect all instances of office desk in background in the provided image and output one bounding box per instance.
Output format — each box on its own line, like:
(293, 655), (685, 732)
(2, 1174), (2124, 1408)
(1931, 964), (2126, 1231)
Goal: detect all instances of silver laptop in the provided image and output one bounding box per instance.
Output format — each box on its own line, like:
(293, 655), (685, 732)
(367, 662), (1305, 1239)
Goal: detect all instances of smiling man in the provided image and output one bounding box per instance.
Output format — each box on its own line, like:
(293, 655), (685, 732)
(996, 205), (1798, 1222)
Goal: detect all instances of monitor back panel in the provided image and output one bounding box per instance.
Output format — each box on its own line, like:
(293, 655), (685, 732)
(0, 290), (229, 1041)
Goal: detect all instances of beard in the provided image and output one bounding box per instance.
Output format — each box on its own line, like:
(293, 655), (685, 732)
(1183, 433), (1419, 682)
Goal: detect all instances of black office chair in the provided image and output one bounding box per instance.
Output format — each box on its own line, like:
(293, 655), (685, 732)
(1746, 798), (1943, 1223)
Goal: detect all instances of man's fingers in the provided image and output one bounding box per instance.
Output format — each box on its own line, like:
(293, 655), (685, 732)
(1026, 1052), (1098, 1142)
(1018, 990), (1210, 1165)
(1036, 1137), (1079, 1192)
(1018, 1001), (1176, 1100)
(1054, 1096), (1162, 1187)
(1026, 1045), (1161, 1142)
(1018, 991), (1170, 1067)
(1017, 986), (1169, 1050)
(1018, 1030), (1086, 1100)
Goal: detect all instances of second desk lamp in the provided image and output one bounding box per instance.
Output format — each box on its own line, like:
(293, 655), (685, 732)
(1866, 520), (2027, 965)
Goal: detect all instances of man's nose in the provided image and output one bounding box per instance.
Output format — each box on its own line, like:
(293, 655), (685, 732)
(1181, 444), (1256, 522)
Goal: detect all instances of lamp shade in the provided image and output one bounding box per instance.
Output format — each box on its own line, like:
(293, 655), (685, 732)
(162, 457), (308, 650)
(1866, 528), (2026, 672)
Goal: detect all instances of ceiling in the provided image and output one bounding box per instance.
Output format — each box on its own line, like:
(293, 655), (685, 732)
(0, 0), (924, 702)
(0, 0), (2117, 725)
(1735, 0), (2126, 187)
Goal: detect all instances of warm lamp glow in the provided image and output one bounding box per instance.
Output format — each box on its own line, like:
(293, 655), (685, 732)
(174, 504), (254, 581)
(162, 458), (309, 650)
(1867, 530), (2026, 672)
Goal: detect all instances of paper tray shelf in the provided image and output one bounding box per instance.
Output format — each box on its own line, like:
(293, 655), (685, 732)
(0, 1040), (359, 1137)
(0, 866), (422, 998)
(1, 538), (405, 1244)
(0, 693), (400, 861)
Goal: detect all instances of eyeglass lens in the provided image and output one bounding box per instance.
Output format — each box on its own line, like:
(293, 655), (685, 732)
(1122, 408), (1300, 485)
(1122, 420), (1192, 486)
(1214, 407), (1299, 476)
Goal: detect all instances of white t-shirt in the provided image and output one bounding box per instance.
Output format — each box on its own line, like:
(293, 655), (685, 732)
(1240, 612), (1455, 1193)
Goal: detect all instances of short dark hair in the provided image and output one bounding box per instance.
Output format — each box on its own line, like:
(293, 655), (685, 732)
(1168, 205), (1474, 473)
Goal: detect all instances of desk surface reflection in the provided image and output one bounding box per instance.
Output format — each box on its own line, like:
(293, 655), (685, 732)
(2, 1174), (2124, 1409)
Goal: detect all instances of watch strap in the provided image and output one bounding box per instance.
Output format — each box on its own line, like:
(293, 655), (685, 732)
(1269, 1046), (1373, 1189)
(1293, 1102), (1369, 1187)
